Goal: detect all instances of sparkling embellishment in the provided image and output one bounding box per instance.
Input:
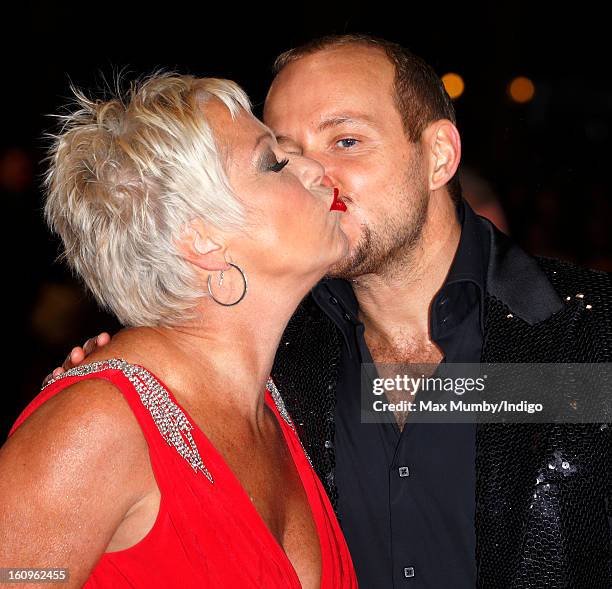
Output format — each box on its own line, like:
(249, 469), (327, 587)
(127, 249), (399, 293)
(266, 377), (294, 427)
(506, 313), (514, 319)
(565, 296), (571, 301)
(575, 293), (584, 299)
(586, 304), (593, 310)
(545, 450), (577, 477)
(42, 359), (214, 483)
(266, 377), (314, 467)
(531, 468), (560, 510)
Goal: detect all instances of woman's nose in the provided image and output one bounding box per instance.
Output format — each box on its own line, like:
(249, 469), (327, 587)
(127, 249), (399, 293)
(292, 154), (326, 189)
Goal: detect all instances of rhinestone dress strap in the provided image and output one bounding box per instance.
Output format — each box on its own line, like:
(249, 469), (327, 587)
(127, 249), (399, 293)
(266, 377), (313, 468)
(42, 358), (214, 483)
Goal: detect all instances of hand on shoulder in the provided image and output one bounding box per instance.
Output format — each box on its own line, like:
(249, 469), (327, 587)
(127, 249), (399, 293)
(42, 332), (112, 386)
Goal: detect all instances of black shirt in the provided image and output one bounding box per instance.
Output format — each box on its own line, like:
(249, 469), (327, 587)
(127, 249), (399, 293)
(311, 201), (489, 588)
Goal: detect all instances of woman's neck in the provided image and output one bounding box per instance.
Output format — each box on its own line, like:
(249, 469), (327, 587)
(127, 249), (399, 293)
(94, 275), (313, 426)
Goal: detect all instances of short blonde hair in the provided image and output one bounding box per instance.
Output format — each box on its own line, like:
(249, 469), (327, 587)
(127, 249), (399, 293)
(44, 73), (252, 327)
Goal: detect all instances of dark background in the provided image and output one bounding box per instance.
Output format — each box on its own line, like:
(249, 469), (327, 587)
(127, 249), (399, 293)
(2, 2), (610, 438)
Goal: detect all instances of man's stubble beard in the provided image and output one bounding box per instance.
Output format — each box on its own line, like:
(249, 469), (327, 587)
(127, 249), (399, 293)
(326, 166), (430, 281)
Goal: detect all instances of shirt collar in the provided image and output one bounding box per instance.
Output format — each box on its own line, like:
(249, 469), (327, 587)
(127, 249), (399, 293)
(311, 276), (360, 357)
(445, 199), (488, 293)
(433, 199), (488, 335)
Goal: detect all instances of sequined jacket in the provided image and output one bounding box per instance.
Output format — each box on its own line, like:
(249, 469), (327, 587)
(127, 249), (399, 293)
(271, 218), (612, 588)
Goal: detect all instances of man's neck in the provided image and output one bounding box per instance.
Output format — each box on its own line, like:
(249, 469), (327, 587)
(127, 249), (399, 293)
(353, 195), (461, 357)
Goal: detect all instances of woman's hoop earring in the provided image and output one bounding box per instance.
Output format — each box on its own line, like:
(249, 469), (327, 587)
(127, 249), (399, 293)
(207, 262), (248, 307)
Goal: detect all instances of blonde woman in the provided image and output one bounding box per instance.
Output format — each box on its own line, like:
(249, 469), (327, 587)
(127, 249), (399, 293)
(0, 74), (356, 588)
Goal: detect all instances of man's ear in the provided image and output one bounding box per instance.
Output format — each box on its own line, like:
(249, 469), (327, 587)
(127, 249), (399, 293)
(177, 219), (230, 272)
(423, 119), (461, 192)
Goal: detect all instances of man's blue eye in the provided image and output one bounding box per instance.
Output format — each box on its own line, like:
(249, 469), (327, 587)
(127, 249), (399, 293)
(336, 138), (358, 148)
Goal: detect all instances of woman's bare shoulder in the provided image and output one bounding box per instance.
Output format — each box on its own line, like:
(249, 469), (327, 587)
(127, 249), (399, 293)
(7, 376), (147, 460)
(0, 377), (154, 581)
(2, 376), (153, 501)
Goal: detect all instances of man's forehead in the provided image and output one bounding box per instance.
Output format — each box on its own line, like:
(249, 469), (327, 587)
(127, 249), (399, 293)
(273, 111), (379, 142)
(286, 45), (391, 76)
(266, 86), (394, 141)
(317, 111), (378, 129)
(265, 47), (394, 119)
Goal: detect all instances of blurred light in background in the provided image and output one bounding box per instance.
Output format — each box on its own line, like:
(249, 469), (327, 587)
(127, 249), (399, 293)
(0, 148), (33, 192)
(508, 76), (535, 103)
(442, 73), (465, 99)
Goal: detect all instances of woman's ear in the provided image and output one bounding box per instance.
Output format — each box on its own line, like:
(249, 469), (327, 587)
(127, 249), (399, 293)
(177, 219), (230, 272)
(423, 119), (462, 192)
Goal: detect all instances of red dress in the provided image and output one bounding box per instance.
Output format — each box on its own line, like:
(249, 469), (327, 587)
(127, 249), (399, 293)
(8, 359), (357, 588)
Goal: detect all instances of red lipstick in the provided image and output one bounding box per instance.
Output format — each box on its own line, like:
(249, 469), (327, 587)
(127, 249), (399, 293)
(330, 187), (347, 212)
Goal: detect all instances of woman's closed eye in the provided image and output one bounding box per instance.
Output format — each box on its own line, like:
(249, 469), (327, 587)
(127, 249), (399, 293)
(261, 150), (289, 173)
(269, 157), (289, 173)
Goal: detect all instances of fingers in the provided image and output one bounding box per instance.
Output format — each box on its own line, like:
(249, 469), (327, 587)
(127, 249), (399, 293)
(42, 332), (112, 388)
(82, 338), (96, 357)
(62, 347), (85, 371)
(42, 374), (55, 387)
(82, 332), (111, 358)
(42, 365), (65, 387)
(63, 332), (111, 370)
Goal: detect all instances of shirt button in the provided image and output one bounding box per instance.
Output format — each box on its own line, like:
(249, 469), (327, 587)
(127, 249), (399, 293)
(329, 296), (339, 305)
(343, 312), (352, 321)
(438, 296), (449, 307)
(398, 466), (410, 477)
(404, 566), (415, 578)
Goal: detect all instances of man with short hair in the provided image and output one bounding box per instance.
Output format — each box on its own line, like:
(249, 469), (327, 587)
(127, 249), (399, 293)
(55, 34), (611, 588)
(264, 34), (611, 588)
